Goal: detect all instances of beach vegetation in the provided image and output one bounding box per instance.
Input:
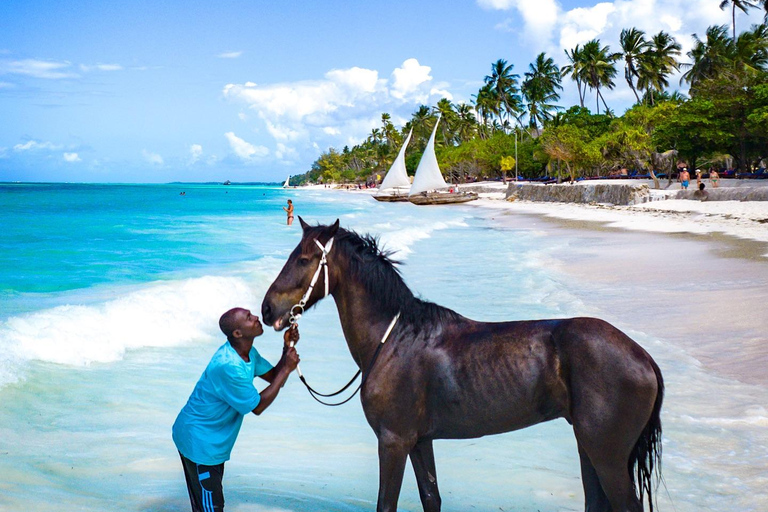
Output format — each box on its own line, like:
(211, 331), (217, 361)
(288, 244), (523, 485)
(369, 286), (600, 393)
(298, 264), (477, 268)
(295, 21), (768, 186)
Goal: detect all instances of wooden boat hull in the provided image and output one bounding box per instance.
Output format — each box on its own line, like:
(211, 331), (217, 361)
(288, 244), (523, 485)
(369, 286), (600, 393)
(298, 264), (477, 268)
(408, 191), (479, 205)
(373, 194), (410, 202)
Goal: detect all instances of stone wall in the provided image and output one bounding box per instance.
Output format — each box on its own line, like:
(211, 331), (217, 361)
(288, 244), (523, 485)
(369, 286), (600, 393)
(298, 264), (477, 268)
(505, 182), (651, 205)
(675, 187), (768, 201)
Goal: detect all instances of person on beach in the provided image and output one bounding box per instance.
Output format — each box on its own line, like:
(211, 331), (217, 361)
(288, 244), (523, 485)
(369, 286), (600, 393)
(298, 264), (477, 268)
(694, 183), (709, 201)
(696, 170), (702, 188)
(679, 168), (690, 189)
(710, 169), (720, 188)
(173, 307), (300, 512)
(283, 199), (294, 226)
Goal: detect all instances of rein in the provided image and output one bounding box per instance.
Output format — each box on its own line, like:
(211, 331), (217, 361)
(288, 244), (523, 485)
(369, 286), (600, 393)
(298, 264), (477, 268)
(286, 236), (400, 406)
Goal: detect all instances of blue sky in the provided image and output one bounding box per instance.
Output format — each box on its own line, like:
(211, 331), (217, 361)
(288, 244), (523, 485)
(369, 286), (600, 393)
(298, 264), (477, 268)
(1, 0), (764, 183)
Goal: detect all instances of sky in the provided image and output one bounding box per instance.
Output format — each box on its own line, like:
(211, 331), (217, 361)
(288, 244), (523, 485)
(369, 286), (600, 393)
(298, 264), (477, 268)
(1, 0), (765, 183)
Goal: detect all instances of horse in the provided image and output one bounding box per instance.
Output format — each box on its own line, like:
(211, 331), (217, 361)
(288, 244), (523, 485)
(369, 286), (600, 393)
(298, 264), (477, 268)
(262, 218), (664, 512)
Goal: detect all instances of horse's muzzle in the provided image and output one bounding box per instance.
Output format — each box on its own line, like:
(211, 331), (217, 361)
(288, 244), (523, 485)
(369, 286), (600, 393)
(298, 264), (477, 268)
(261, 297), (288, 331)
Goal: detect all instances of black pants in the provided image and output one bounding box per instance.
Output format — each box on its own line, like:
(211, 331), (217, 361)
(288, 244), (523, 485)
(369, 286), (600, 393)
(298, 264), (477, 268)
(179, 452), (225, 512)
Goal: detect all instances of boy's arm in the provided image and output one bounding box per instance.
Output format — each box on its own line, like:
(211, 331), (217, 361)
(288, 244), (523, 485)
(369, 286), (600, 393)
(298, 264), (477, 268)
(258, 325), (300, 383)
(252, 347), (299, 415)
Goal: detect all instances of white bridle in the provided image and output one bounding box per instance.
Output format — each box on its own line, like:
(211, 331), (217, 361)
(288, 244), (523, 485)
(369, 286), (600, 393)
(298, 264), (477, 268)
(284, 234), (400, 398)
(289, 236), (335, 326)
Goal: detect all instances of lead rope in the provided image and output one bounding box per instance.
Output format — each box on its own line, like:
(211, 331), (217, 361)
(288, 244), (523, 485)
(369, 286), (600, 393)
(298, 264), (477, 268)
(296, 313), (400, 407)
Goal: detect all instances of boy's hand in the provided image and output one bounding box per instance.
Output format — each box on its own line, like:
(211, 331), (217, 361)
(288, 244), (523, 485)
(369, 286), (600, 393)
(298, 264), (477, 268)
(283, 324), (300, 347)
(284, 347), (300, 371)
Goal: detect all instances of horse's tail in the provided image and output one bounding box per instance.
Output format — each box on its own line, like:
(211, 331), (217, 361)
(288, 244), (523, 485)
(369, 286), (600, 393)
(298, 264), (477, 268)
(629, 357), (664, 512)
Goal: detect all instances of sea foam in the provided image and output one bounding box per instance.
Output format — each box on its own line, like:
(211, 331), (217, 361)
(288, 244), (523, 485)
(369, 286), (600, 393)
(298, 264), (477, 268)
(0, 267), (279, 387)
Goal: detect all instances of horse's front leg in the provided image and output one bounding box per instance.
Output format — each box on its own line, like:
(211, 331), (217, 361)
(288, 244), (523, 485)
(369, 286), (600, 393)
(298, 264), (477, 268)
(377, 432), (412, 512)
(410, 438), (441, 512)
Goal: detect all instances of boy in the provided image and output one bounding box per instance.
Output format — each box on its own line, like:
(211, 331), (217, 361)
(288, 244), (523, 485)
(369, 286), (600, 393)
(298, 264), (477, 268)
(173, 307), (300, 511)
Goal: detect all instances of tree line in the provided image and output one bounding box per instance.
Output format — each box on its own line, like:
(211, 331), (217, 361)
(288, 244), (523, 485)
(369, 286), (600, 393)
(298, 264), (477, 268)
(295, 16), (768, 186)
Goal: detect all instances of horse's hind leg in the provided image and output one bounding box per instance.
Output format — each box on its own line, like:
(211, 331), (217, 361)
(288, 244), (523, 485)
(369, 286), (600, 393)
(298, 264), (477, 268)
(409, 439), (441, 512)
(578, 445), (610, 512)
(575, 428), (643, 512)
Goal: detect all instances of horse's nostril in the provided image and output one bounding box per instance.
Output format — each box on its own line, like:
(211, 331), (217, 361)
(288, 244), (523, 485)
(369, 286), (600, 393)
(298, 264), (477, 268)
(262, 302), (272, 322)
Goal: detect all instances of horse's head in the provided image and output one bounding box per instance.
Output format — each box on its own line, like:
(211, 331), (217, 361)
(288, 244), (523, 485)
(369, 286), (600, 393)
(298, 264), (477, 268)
(262, 217), (340, 330)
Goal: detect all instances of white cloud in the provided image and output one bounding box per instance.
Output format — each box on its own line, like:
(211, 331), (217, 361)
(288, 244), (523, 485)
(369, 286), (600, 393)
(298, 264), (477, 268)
(225, 132), (269, 161)
(0, 81), (12, 88)
(189, 144), (203, 164)
(142, 149), (164, 165)
(390, 58), (433, 101)
(274, 143), (298, 161)
(218, 51), (243, 59)
(13, 140), (62, 151)
(560, 2), (617, 50)
(63, 152), (81, 162)
(1, 59), (78, 79)
(222, 58), (453, 166)
(80, 63), (123, 72)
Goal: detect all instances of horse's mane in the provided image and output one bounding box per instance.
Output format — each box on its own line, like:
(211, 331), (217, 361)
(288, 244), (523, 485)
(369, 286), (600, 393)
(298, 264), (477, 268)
(330, 226), (462, 326)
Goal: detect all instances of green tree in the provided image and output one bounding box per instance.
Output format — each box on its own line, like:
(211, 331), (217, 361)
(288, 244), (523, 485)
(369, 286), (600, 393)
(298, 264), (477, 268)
(682, 25), (733, 88)
(637, 31), (681, 105)
(719, 0), (757, 39)
(562, 45), (587, 108)
(581, 39), (621, 114)
(521, 52), (563, 129)
(620, 28), (649, 103)
(484, 59), (522, 131)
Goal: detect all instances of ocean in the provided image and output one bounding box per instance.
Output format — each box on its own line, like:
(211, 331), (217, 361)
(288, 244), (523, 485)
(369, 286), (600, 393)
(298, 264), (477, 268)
(0, 183), (765, 511)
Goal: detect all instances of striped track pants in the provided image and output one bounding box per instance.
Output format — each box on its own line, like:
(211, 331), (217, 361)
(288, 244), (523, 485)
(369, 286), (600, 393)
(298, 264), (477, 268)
(180, 452), (225, 512)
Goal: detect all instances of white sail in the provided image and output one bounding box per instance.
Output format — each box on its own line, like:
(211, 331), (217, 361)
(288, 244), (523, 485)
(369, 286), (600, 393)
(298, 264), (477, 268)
(409, 118), (448, 196)
(378, 129), (413, 192)
(283, 176), (290, 188)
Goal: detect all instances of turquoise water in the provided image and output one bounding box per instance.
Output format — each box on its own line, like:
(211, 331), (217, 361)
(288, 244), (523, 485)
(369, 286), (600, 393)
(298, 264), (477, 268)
(1, 183), (766, 511)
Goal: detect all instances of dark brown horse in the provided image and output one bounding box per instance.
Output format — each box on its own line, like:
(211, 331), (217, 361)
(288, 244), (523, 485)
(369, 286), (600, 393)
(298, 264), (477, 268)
(262, 219), (664, 512)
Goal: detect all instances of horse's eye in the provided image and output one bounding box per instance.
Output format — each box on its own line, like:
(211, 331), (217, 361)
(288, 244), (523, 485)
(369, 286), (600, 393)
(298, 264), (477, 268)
(298, 257), (310, 266)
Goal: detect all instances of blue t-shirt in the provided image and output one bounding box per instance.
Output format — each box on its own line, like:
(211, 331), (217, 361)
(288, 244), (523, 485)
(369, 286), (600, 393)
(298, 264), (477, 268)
(172, 342), (273, 465)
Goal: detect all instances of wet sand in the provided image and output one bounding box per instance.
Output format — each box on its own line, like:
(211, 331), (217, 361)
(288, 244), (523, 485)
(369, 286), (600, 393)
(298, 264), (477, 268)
(481, 207), (768, 387)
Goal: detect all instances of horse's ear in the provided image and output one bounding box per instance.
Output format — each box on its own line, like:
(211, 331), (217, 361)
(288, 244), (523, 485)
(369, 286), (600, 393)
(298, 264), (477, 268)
(329, 219), (340, 236)
(298, 216), (310, 231)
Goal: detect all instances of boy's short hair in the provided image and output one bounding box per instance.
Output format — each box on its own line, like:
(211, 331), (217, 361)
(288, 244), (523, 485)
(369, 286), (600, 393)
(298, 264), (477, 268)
(219, 308), (242, 338)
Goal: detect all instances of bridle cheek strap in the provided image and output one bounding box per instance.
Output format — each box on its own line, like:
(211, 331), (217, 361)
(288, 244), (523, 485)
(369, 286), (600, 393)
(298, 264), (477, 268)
(291, 237), (335, 325)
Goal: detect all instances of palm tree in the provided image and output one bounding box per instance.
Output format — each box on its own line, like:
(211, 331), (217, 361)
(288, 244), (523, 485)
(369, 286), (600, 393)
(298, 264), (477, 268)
(434, 98), (458, 145)
(484, 59), (521, 131)
(681, 25), (733, 87)
(637, 31), (681, 105)
(455, 103), (478, 143)
(561, 45), (587, 108)
(472, 83), (497, 138)
(620, 28), (649, 103)
(581, 39), (621, 114)
(719, 0), (757, 39)
(521, 52), (563, 128)
(734, 22), (768, 73)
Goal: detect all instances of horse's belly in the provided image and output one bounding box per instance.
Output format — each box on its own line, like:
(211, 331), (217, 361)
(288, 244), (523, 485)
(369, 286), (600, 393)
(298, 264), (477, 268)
(430, 399), (562, 439)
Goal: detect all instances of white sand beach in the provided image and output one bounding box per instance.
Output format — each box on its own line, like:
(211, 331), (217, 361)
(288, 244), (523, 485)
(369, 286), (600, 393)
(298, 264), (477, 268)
(469, 179), (768, 252)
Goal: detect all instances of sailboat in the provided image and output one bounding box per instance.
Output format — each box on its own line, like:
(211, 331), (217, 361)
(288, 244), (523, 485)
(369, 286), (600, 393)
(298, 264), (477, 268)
(283, 176), (290, 188)
(373, 129), (413, 202)
(408, 118), (478, 206)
